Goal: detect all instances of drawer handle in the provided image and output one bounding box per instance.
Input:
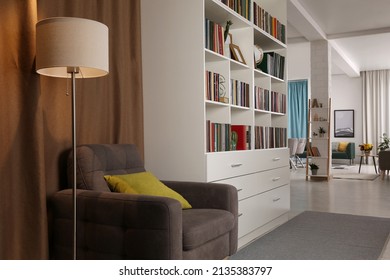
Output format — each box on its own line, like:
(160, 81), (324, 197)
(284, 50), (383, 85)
(231, 163), (243, 168)
(238, 213), (243, 217)
(272, 177), (281, 181)
(273, 198), (281, 202)
(273, 157), (281, 161)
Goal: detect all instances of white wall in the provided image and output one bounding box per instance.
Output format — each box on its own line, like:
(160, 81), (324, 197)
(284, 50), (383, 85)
(288, 42), (310, 81)
(331, 75), (363, 152)
(288, 42), (364, 159)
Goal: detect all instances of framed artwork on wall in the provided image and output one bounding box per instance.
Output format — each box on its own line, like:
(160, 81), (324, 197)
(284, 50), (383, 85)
(334, 110), (354, 137)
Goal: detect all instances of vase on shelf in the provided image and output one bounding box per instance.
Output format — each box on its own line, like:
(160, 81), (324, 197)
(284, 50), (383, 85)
(364, 150), (371, 156)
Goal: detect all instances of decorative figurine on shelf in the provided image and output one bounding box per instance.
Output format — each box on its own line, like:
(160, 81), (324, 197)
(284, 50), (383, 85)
(254, 44), (264, 66)
(318, 127), (326, 138)
(311, 98), (319, 108)
(231, 130), (238, 151)
(224, 20), (233, 59)
(309, 163), (319, 175)
(224, 20), (232, 42)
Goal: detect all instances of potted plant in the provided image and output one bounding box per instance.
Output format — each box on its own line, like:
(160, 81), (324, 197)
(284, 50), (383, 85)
(318, 127), (326, 138)
(309, 163), (319, 175)
(378, 133), (390, 151)
(359, 143), (373, 156)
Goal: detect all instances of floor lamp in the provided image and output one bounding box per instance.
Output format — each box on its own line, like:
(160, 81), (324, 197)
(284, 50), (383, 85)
(36, 17), (109, 259)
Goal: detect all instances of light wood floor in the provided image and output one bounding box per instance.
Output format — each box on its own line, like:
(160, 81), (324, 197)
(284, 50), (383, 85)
(290, 161), (390, 219)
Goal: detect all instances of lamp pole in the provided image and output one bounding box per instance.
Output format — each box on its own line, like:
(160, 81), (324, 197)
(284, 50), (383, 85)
(69, 68), (79, 260)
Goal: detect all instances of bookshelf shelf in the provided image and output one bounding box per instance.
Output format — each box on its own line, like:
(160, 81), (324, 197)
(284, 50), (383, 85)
(306, 98), (332, 181)
(141, 0), (289, 249)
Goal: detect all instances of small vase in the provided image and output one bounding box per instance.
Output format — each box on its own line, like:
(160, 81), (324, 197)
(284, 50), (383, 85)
(364, 151), (371, 156)
(311, 169), (318, 175)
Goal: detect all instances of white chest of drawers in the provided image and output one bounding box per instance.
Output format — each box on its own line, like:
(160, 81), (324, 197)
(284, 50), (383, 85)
(209, 148), (290, 247)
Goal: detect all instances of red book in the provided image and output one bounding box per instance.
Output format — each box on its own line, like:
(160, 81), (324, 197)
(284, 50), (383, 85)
(231, 125), (249, 150)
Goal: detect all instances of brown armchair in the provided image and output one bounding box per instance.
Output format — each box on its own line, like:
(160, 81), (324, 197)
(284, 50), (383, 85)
(49, 144), (238, 259)
(378, 150), (390, 179)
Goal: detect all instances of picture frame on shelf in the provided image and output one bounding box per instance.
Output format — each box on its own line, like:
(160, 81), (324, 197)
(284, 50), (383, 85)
(334, 109), (354, 138)
(230, 44), (246, 65)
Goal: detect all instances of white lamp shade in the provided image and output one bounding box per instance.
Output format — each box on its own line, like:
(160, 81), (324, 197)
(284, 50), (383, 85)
(36, 17), (109, 78)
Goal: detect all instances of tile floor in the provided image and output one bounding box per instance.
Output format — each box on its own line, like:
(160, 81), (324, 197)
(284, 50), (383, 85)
(290, 161), (390, 218)
(290, 161), (390, 259)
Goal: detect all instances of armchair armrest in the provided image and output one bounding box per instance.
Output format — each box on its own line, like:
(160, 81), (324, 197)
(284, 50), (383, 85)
(49, 189), (183, 259)
(346, 143), (355, 158)
(163, 181), (238, 213)
(163, 181), (238, 255)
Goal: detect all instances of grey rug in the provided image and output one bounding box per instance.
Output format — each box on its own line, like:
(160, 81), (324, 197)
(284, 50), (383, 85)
(230, 211), (390, 260)
(333, 173), (379, 180)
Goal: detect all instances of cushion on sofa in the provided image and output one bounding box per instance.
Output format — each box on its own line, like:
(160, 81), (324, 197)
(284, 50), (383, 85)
(338, 142), (349, 152)
(182, 209), (235, 251)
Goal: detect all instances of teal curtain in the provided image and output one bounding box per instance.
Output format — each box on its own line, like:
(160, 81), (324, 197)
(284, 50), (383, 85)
(288, 80), (308, 138)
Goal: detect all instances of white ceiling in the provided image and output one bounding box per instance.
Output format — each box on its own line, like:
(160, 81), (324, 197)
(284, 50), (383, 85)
(287, 0), (390, 77)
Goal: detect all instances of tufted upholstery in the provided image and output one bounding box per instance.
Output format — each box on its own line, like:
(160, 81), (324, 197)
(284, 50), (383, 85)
(49, 144), (238, 259)
(379, 150), (390, 180)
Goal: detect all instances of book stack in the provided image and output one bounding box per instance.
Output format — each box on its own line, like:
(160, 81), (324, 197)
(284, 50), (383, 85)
(254, 126), (286, 149)
(220, 0), (252, 21)
(230, 79), (250, 107)
(205, 19), (225, 56)
(271, 91), (286, 114)
(205, 71), (229, 103)
(253, 2), (286, 43)
(254, 86), (270, 111)
(206, 121), (231, 152)
(257, 52), (285, 80)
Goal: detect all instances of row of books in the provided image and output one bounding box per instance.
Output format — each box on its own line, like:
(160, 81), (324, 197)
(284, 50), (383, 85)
(220, 0), (252, 21)
(257, 52), (285, 80)
(205, 18), (225, 56)
(206, 121), (231, 152)
(205, 71), (229, 103)
(230, 79), (250, 108)
(253, 2), (286, 43)
(254, 86), (270, 111)
(270, 91), (286, 114)
(254, 126), (287, 149)
(206, 73), (286, 114)
(206, 122), (251, 152)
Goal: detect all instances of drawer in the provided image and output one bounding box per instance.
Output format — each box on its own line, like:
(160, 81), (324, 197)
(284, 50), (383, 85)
(238, 185), (290, 238)
(206, 148), (288, 182)
(215, 166), (290, 200)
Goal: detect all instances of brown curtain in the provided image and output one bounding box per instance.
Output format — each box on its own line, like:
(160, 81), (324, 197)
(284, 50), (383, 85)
(0, 0), (143, 259)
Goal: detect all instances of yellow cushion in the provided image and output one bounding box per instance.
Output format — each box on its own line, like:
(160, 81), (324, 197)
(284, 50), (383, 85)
(104, 172), (192, 209)
(338, 142), (349, 152)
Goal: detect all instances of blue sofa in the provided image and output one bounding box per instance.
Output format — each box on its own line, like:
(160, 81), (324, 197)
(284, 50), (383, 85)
(332, 142), (355, 164)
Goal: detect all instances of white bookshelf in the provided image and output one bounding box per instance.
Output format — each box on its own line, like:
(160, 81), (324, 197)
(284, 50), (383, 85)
(141, 0), (290, 248)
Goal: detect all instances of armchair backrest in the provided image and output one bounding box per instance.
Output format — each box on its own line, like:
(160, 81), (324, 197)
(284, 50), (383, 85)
(68, 144), (145, 192)
(379, 150), (390, 171)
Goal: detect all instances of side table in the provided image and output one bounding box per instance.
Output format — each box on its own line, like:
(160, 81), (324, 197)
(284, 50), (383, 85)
(358, 154), (378, 174)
